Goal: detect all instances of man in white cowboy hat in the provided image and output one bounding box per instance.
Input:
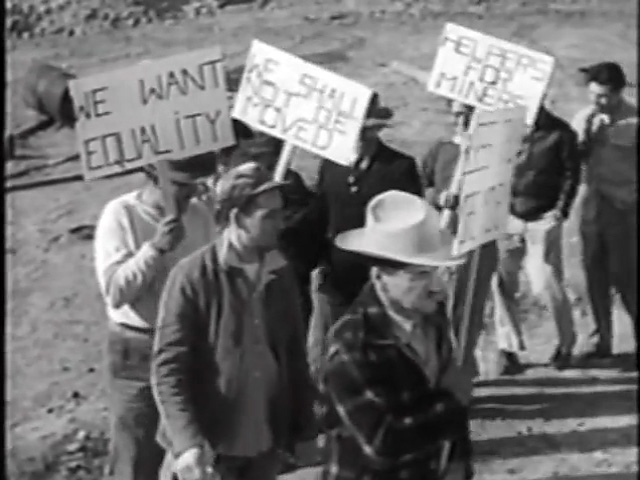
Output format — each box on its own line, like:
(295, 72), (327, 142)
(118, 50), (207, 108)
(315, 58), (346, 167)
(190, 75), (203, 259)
(94, 155), (218, 480)
(317, 190), (473, 480)
(283, 92), (424, 382)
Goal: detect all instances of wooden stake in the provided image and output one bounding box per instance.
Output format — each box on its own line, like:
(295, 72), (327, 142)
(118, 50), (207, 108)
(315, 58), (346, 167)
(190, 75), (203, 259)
(273, 141), (296, 181)
(439, 135), (468, 231)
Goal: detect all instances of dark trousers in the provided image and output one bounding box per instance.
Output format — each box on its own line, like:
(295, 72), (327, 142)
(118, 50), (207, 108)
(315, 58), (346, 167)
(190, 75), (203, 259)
(580, 191), (638, 351)
(105, 322), (164, 480)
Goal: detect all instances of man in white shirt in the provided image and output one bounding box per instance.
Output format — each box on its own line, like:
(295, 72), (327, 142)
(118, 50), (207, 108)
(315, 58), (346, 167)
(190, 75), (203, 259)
(571, 62), (638, 361)
(94, 155), (217, 480)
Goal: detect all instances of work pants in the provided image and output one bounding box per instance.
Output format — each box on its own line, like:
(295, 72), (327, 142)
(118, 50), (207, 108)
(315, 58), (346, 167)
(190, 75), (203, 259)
(492, 215), (576, 354)
(580, 190), (637, 351)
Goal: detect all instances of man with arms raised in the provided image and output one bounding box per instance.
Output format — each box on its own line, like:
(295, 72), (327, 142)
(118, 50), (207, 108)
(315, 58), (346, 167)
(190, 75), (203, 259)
(152, 162), (317, 480)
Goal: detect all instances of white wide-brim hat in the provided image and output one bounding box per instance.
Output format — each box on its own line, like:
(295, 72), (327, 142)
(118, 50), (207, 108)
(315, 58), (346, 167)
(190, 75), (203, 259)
(335, 190), (467, 267)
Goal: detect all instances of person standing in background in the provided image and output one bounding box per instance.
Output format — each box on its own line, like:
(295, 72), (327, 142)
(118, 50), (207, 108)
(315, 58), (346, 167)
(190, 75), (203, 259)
(283, 93), (424, 382)
(94, 156), (218, 480)
(491, 104), (581, 373)
(420, 100), (499, 380)
(572, 61), (638, 361)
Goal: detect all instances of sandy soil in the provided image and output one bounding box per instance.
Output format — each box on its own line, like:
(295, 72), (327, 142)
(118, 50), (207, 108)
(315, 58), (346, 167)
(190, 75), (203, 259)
(5, 1), (638, 479)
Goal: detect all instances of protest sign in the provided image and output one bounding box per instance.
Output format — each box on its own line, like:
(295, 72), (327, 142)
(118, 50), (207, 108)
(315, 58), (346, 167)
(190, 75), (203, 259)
(428, 23), (554, 125)
(232, 40), (373, 166)
(453, 105), (527, 255)
(69, 47), (235, 180)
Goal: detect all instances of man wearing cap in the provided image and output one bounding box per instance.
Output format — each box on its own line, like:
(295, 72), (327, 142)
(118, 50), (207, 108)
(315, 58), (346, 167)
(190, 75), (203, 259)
(318, 190), (473, 480)
(152, 162), (317, 480)
(572, 61), (638, 360)
(94, 155), (218, 480)
(219, 121), (317, 325)
(284, 93), (424, 380)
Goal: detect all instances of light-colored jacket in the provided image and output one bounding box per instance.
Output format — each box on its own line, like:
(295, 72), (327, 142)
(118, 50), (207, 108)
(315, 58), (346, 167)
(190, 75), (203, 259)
(94, 191), (216, 330)
(571, 100), (638, 208)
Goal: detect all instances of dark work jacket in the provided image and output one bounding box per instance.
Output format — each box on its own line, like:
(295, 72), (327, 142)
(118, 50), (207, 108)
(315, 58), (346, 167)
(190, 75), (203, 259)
(510, 107), (581, 221)
(282, 141), (423, 305)
(152, 242), (317, 458)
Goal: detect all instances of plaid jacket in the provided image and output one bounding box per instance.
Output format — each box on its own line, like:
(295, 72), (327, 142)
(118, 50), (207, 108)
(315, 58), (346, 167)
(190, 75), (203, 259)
(318, 285), (471, 480)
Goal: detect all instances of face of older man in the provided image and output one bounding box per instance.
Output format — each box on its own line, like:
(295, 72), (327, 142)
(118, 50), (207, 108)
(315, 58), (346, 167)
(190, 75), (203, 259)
(236, 189), (284, 252)
(588, 81), (623, 114)
(378, 264), (450, 313)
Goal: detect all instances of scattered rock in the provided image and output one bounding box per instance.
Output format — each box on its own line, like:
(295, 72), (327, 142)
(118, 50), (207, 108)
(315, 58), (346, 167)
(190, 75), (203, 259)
(69, 390), (83, 400)
(67, 224), (95, 241)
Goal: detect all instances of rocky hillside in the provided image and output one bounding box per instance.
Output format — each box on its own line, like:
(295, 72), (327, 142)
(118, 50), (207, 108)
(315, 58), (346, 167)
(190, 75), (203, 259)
(6, 0), (223, 39)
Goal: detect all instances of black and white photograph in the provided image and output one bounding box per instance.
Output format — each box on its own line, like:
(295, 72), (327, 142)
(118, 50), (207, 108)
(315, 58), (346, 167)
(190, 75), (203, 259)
(5, 0), (638, 479)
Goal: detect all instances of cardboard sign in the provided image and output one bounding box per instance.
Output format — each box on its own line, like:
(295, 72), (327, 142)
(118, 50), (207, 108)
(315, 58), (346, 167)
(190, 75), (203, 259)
(232, 40), (373, 166)
(69, 47), (235, 180)
(453, 105), (527, 255)
(428, 23), (554, 125)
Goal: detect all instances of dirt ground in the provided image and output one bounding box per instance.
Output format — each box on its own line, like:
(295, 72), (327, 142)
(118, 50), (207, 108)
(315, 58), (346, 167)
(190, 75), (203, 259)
(5, 1), (638, 479)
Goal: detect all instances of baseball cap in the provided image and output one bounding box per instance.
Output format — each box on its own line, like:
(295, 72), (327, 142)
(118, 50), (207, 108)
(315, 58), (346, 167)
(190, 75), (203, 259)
(214, 161), (286, 221)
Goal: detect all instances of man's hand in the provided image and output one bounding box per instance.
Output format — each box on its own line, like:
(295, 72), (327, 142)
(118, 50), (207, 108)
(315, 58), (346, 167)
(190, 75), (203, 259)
(545, 209), (566, 224)
(439, 364), (474, 406)
(437, 191), (460, 210)
(175, 446), (215, 480)
(150, 216), (185, 254)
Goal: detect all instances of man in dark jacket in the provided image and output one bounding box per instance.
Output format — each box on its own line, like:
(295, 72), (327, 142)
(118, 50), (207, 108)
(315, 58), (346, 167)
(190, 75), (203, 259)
(420, 100), (499, 381)
(283, 93), (424, 380)
(152, 162), (317, 480)
(491, 105), (581, 373)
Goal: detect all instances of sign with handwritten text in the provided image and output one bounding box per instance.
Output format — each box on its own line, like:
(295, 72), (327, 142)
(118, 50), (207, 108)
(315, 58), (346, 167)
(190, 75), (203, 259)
(453, 105), (527, 255)
(69, 47), (235, 180)
(428, 23), (554, 125)
(232, 40), (373, 166)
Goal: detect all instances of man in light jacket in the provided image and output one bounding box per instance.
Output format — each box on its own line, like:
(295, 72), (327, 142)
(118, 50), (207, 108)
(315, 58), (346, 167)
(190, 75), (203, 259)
(152, 162), (317, 480)
(94, 156), (218, 480)
(572, 61), (637, 361)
